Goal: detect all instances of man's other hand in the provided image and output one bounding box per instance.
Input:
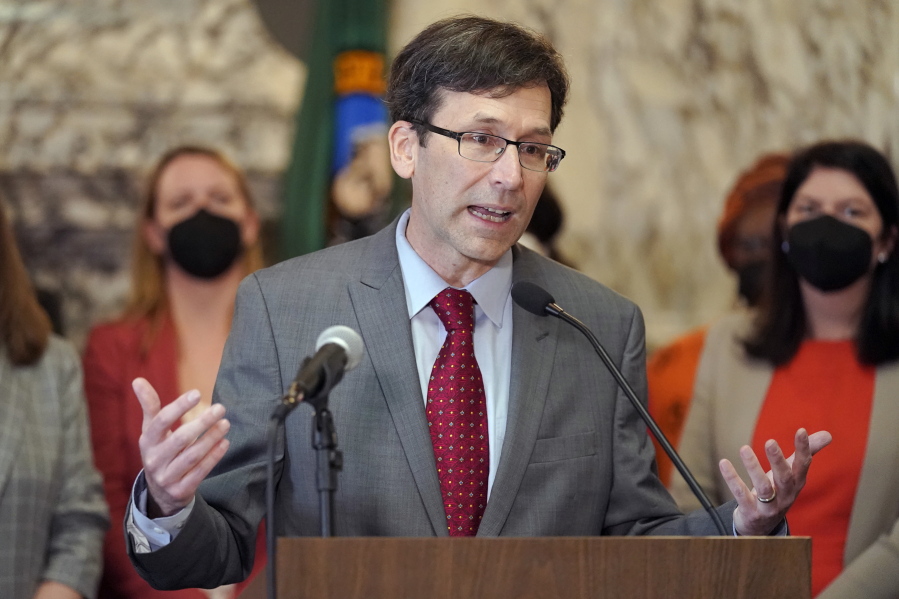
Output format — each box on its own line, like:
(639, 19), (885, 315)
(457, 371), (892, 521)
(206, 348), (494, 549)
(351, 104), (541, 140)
(721, 428), (832, 536)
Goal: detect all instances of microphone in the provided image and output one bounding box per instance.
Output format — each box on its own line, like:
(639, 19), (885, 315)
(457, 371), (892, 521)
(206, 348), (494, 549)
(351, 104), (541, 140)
(275, 325), (365, 418)
(266, 325), (363, 598)
(511, 281), (728, 535)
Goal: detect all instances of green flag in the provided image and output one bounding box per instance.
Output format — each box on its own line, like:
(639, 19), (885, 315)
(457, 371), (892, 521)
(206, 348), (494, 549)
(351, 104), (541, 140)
(280, 0), (389, 260)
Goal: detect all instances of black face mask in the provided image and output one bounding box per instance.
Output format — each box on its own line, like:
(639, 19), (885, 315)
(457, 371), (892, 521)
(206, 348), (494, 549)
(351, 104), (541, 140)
(735, 260), (767, 306)
(167, 209), (243, 279)
(785, 215), (873, 292)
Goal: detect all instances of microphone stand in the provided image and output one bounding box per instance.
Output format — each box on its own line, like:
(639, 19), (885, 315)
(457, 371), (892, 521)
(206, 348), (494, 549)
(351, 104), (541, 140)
(265, 415), (281, 599)
(266, 374), (344, 599)
(312, 403), (342, 537)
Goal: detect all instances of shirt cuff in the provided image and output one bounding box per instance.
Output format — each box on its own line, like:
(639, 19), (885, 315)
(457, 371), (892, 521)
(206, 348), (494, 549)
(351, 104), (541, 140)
(126, 470), (195, 553)
(732, 517), (789, 536)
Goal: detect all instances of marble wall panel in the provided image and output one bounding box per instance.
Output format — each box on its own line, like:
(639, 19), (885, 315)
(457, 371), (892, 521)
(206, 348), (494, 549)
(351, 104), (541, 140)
(0, 0), (303, 346)
(393, 0), (899, 347)
(1, 0), (897, 352)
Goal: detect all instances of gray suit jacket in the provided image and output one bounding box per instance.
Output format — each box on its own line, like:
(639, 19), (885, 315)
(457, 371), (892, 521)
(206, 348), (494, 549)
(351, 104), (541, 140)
(673, 312), (899, 599)
(130, 220), (733, 589)
(0, 336), (109, 599)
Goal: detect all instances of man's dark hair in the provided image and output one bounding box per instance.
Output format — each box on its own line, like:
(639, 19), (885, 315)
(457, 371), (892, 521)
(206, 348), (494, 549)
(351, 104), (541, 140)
(386, 15), (570, 142)
(744, 140), (899, 366)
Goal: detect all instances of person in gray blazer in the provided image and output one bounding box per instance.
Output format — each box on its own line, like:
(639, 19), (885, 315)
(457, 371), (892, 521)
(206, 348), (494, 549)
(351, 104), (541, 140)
(124, 16), (830, 590)
(0, 200), (109, 599)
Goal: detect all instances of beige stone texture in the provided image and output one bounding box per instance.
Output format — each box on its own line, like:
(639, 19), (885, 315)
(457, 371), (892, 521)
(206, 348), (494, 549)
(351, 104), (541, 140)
(1, 0), (897, 349)
(392, 0), (899, 348)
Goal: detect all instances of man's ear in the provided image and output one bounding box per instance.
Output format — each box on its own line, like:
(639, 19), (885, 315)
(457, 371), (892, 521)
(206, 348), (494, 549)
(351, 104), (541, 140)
(388, 121), (417, 179)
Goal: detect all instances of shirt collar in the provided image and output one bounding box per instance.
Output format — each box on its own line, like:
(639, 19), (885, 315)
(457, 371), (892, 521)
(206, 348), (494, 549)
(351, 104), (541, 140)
(395, 209), (512, 328)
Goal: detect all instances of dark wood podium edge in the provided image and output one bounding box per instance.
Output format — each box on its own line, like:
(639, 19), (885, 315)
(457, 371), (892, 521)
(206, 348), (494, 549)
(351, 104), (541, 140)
(240, 536), (811, 599)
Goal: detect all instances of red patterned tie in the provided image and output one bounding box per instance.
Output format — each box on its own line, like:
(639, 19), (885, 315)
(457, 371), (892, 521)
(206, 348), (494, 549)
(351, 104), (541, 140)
(427, 288), (489, 536)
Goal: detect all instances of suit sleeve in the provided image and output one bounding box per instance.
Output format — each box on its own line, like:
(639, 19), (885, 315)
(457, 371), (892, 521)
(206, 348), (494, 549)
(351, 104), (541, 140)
(129, 274), (283, 589)
(600, 303), (734, 536)
(43, 340), (110, 598)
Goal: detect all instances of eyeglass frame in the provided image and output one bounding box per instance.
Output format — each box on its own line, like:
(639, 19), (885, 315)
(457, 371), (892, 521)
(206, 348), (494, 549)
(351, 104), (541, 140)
(408, 119), (566, 173)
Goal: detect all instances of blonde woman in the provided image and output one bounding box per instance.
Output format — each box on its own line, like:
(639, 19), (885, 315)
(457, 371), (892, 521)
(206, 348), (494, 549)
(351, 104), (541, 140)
(83, 146), (264, 599)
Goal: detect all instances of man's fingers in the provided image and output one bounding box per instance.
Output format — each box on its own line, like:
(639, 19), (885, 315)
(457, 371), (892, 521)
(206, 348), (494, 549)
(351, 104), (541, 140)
(162, 403), (227, 452)
(131, 376), (243, 517)
(719, 458), (752, 504)
(140, 389), (202, 444)
(133, 377), (162, 432)
(163, 417), (232, 484)
(141, 403), (230, 517)
(784, 429), (832, 463)
(783, 429), (831, 479)
(808, 430), (833, 455)
(737, 444), (777, 502)
(163, 437), (231, 502)
(723, 429), (831, 537)
(141, 402), (226, 471)
(764, 439), (791, 486)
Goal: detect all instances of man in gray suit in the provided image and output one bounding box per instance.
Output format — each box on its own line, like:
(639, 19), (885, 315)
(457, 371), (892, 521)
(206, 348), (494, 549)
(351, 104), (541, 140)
(126, 16), (830, 589)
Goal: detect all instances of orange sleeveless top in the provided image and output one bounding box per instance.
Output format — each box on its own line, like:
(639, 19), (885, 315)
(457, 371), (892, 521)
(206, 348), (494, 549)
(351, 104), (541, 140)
(752, 340), (874, 596)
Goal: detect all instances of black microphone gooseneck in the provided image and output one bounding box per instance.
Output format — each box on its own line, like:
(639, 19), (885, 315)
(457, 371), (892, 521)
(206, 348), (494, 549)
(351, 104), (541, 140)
(510, 281), (728, 536)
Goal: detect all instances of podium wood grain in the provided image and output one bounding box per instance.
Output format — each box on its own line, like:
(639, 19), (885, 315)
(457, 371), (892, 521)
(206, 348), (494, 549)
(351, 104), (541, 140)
(241, 536), (810, 599)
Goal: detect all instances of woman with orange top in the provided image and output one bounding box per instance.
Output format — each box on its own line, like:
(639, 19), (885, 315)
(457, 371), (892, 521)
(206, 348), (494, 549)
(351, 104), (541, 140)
(83, 146), (266, 599)
(672, 140), (899, 598)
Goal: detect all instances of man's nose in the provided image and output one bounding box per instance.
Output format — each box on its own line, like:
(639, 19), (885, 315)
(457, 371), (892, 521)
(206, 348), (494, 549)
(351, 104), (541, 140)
(491, 145), (524, 189)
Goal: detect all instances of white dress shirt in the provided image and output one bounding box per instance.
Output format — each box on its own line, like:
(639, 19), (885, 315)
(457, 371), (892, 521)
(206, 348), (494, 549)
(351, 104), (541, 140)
(395, 209), (514, 498)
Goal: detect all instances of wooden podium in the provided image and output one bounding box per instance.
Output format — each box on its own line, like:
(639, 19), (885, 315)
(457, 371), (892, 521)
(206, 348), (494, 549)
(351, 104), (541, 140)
(241, 536), (810, 599)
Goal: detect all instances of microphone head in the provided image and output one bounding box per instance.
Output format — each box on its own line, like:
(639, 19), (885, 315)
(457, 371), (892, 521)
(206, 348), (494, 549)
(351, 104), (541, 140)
(511, 281), (555, 316)
(316, 325), (365, 370)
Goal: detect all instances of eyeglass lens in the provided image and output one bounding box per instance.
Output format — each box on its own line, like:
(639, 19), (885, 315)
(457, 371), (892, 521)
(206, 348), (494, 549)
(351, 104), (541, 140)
(458, 133), (562, 172)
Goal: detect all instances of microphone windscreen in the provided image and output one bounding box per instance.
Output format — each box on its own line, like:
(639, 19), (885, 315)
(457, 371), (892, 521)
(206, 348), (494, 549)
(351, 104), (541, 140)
(511, 281), (555, 316)
(315, 325), (365, 370)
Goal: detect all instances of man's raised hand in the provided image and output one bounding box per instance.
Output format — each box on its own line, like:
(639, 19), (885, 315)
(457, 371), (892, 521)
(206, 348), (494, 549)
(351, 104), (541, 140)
(133, 377), (230, 517)
(722, 428), (832, 536)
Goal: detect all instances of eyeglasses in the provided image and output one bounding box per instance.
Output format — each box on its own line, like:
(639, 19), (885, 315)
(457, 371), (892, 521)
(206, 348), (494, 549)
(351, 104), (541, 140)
(409, 120), (566, 173)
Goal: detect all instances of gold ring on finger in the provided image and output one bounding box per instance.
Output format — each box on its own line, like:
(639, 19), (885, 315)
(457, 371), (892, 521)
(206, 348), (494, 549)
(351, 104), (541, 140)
(756, 488), (777, 503)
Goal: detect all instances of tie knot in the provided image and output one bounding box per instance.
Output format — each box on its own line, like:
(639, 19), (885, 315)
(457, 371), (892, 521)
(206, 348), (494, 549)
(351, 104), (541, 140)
(430, 287), (475, 333)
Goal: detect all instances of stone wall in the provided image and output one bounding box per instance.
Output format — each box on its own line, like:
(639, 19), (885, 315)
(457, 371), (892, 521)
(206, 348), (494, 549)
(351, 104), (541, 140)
(393, 0), (899, 347)
(2, 0), (897, 350)
(0, 0), (302, 346)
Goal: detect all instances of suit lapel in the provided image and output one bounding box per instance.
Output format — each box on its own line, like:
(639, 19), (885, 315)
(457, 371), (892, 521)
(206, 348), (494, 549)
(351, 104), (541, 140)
(0, 356), (26, 497)
(478, 249), (558, 536)
(347, 222), (447, 535)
